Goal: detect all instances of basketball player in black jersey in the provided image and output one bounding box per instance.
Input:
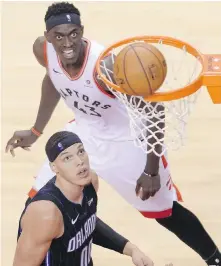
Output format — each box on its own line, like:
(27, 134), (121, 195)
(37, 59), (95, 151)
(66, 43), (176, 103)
(13, 131), (154, 266)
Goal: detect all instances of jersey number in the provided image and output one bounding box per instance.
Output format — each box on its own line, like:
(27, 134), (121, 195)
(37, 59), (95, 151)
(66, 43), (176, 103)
(74, 101), (101, 117)
(80, 239), (93, 266)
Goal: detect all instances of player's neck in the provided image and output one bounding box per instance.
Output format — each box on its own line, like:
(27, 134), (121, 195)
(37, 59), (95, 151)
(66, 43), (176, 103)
(60, 40), (87, 76)
(55, 177), (84, 204)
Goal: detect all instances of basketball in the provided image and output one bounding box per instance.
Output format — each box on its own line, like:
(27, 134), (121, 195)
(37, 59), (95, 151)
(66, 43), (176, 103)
(113, 42), (167, 97)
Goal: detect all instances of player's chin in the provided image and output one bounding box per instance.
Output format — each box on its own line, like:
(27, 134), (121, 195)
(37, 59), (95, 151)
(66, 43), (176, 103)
(79, 177), (91, 186)
(78, 172), (92, 185)
(60, 53), (78, 65)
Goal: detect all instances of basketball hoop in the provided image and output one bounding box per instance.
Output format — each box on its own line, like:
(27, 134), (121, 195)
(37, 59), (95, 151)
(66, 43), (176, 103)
(95, 36), (221, 156)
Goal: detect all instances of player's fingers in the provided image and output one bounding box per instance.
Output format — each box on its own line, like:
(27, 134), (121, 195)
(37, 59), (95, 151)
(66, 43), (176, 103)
(150, 190), (157, 197)
(143, 258), (154, 266)
(6, 140), (27, 156)
(5, 135), (21, 153)
(13, 139), (27, 149)
(138, 187), (144, 198)
(135, 184), (141, 196)
(143, 262), (153, 266)
(9, 146), (15, 157)
(151, 185), (161, 197)
(141, 260), (153, 266)
(8, 144), (30, 157)
(143, 195), (151, 201)
(5, 144), (11, 153)
(150, 183), (160, 197)
(22, 147), (30, 151)
(5, 138), (16, 153)
(135, 259), (145, 266)
(6, 143), (15, 155)
(141, 190), (151, 201)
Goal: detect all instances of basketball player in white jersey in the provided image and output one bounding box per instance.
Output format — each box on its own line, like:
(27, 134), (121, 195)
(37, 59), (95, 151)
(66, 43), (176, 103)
(6, 2), (221, 265)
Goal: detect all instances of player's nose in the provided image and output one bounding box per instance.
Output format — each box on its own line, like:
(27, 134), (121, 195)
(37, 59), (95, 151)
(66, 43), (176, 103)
(75, 155), (84, 166)
(63, 37), (73, 48)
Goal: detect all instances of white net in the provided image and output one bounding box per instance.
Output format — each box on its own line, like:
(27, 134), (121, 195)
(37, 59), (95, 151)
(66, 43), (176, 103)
(99, 39), (203, 156)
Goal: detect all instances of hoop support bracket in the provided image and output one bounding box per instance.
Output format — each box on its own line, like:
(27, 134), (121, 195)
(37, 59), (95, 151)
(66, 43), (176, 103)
(202, 54), (221, 104)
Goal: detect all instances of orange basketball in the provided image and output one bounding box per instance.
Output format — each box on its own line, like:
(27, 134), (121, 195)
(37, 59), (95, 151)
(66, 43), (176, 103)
(113, 42), (167, 97)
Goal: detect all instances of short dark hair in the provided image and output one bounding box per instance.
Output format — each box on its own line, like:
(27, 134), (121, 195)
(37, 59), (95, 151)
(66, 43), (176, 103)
(45, 2), (81, 22)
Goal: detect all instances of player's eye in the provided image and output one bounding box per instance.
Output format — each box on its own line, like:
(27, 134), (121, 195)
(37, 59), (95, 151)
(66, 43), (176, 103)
(79, 148), (85, 155)
(64, 155), (72, 161)
(56, 35), (63, 40)
(71, 32), (77, 38)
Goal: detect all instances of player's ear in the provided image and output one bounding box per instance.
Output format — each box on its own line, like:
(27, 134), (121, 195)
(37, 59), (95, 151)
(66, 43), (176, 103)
(44, 31), (51, 43)
(81, 25), (84, 35)
(50, 162), (58, 174)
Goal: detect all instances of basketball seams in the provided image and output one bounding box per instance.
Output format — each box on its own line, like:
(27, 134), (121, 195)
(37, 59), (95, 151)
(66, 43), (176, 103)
(113, 42), (167, 97)
(123, 48), (140, 96)
(135, 43), (166, 79)
(130, 45), (153, 95)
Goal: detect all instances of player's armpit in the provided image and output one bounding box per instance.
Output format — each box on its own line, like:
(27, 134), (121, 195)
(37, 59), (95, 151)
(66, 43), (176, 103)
(91, 170), (99, 192)
(13, 201), (63, 266)
(33, 36), (47, 67)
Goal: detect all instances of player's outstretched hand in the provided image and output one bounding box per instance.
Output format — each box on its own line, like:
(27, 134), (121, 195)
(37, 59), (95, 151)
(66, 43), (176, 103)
(5, 130), (38, 157)
(135, 173), (161, 201)
(131, 247), (154, 266)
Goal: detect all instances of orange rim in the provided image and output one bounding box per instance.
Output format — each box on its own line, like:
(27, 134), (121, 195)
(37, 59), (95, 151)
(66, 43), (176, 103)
(95, 35), (208, 102)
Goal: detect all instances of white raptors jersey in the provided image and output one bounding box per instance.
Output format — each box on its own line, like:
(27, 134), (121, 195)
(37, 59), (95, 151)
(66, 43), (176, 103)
(46, 39), (134, 141)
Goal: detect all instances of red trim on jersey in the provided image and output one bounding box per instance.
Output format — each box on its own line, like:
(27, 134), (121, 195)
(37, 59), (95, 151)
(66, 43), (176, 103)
(140, 208), (172, 218)
(139, 182), (183, 218)
(161, 155), (168, 169)
(173, 183), (183, 201)
(166, 176), (171, 186)
(68, 118), (75, 123)
(93, 66), (115, 99)
(28, 188), (37, 199)
(57, 38), (91, 81)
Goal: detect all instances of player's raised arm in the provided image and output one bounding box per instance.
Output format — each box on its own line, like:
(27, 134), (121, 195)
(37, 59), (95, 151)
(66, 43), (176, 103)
(98, 55), (164, 201)
(5, 36), (60, 157)
(13, 201), (62, 266)
(135, 102), (165, 201)
(32, 36), (61, 134)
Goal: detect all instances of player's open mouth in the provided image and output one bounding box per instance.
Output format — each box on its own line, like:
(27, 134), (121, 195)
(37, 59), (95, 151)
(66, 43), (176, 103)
(62, 49), (75, 59)
(78, 168), (88, 178)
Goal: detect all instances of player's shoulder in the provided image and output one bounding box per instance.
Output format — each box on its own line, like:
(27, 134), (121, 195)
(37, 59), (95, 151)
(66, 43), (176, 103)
(87, 39), (105, 54)
(26, 200), (60, 218)
(21, 200), (63, 238)
(33, 36), (47, 67)
(90, 39), (105, 49)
